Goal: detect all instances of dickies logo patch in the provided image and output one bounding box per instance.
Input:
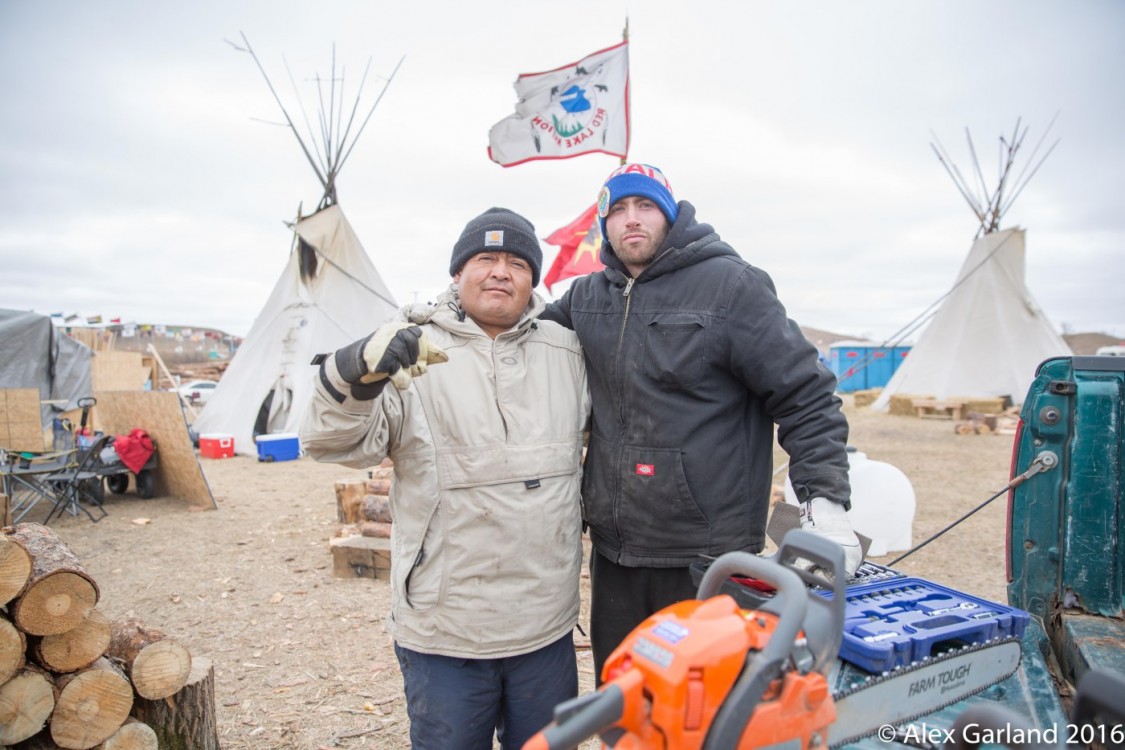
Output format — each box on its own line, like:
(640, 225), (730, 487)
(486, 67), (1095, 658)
(635, 463), (655, 476)
(484, 230), (504, 247)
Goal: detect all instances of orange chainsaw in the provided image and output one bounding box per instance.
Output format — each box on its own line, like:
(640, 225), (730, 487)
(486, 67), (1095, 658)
(523, 531), (847, 750)
(522, 530), (1023, 750)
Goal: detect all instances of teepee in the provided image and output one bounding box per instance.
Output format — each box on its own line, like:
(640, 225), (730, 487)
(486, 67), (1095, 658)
(872, 119), (1072, 411)
(192, 36), (402, 455)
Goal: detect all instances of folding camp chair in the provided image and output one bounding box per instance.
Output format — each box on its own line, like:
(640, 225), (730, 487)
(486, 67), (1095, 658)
(42, 434), (111, 523)
(1, 448), (73, 523)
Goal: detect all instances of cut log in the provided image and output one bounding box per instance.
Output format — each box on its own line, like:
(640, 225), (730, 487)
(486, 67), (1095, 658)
(51, 656), (133, 750)
(31, 608), (111, 673)
(107, 618), (191, 700)
(130, 655), (218, 750)
(0, 614), (29, 683)
(330, 535), (391, 580)
(362, 494), (392, 523)
(0, 664), (56, 745)
(0, 532), (34, 605)
(7, 524), (99, 636)
(335, 476), (394, 524)
(334, 480), (364, 524)
(359, 521), (392, 539)
(91, 718), (158, 750)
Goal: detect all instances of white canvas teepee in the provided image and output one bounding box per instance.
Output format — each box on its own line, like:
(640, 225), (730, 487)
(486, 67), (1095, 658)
(872, 120), (1072, 410)
(192, 36), (401, 454)
(192, 206), (397, 454)
(871, 227), (1070, 409)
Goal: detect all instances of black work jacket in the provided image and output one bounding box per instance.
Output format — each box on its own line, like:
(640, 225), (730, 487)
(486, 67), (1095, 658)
(542, 201), (850, 567)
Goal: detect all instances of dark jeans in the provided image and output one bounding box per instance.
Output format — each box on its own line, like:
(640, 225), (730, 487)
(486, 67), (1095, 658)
(589, 550), (699, 684)
(394, 632), (577, 750)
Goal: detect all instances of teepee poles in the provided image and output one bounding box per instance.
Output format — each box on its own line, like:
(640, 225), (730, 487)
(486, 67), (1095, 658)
(230, 33), (404, 210)
(930, 116), (1059, 236)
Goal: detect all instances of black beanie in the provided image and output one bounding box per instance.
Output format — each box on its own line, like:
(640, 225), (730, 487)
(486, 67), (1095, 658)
(450, 207), (543, 287)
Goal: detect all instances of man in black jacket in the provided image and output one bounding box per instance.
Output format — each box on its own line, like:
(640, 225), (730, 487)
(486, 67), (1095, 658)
(542, 163), (861, 681)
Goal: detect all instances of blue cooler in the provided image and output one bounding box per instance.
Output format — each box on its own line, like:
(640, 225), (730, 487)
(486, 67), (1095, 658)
(256, 433), (301, 462)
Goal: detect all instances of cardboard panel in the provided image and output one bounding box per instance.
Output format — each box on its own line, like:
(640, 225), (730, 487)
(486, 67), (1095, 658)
(92, 391), (216, 509)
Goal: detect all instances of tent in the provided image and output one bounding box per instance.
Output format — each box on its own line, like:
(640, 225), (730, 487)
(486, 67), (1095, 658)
(191, 37), (401, 455)
(872, 120), (1072, 410)
(0, 309), (93, 434)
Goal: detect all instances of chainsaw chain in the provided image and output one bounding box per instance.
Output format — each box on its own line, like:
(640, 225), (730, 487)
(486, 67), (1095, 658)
(828, 637), (1022, 748)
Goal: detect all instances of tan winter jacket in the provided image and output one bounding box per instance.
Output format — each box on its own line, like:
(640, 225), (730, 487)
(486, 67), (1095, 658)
(300, 287), (590, 659)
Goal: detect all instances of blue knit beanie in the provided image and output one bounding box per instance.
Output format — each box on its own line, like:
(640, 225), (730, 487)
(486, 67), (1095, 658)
(597, 163), (678, 242)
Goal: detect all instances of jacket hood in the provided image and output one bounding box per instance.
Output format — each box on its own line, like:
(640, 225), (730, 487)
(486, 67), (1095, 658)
(598, 200), (739, 286)
(402, 284), (546, 337)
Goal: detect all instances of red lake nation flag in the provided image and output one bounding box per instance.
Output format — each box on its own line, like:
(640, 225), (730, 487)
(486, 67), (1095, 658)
(488, 41), (629, 167)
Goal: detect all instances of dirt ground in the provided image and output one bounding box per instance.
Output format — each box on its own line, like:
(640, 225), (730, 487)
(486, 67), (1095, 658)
(42, 395), (1018, 749)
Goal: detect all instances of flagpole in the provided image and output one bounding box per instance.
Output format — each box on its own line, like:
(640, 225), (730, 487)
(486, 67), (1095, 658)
(622, 17), (629, 165)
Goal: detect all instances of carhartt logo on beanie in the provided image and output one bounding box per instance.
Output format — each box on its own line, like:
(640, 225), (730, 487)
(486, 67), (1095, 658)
(597, 163), (678, 241)
(450, 207), (543, 286)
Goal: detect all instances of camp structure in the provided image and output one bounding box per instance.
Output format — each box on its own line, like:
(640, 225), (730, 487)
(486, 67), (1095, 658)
(872, 119), (1072, 411)
(1, 309), (93, 448)
(191, 36), (401, 455)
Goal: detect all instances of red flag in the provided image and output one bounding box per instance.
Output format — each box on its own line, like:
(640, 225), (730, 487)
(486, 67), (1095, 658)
(543, 204), (605, 292)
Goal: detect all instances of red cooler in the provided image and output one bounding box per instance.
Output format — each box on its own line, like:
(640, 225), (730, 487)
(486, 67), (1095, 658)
(199, 433), (235, 459)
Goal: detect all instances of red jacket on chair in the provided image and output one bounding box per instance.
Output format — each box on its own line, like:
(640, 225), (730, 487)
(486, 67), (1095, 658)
(114, 429), (154, 473)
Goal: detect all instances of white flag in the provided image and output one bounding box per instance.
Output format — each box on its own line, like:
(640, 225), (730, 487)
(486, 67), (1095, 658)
(488, 41), (629, 167)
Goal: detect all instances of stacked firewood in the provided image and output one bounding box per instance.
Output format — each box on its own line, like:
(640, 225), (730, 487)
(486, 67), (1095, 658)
(0, 524), (217, 749)
(329, 459), (394, 580)
(333, 459), (394, 537)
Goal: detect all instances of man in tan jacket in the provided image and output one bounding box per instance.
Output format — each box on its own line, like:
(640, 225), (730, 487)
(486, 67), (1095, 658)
(300, 208), (590, 750)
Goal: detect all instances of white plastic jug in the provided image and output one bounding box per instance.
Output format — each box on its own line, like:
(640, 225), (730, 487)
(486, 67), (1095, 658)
(784, 449), (916, 557)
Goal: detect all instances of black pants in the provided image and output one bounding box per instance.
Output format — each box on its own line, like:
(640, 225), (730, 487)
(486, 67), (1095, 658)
(589, 550), (699, 684)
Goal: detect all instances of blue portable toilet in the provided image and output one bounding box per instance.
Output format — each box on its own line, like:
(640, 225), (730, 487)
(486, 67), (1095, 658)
(828, 341), (912, 393)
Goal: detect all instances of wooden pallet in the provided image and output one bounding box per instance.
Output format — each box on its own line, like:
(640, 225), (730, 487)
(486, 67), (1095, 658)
(912, 398), (969, 420)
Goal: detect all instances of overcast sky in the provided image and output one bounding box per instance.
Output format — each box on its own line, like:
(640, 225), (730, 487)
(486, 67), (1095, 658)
(2, 1), (1122, 342)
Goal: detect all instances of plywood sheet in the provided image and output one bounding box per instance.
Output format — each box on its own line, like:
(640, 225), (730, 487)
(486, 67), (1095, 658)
(92, 351), (148, 391)
(0, 389), (45, 452)
(92, 391), (215, 509)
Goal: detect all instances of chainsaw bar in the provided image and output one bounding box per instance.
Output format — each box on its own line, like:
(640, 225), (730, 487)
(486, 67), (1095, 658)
(827, 638), (1022, 748)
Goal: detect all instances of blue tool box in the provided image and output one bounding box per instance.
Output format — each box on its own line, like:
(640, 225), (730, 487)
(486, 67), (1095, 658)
(689, 560), (1029, 674)
(828, 576), (1030, 673)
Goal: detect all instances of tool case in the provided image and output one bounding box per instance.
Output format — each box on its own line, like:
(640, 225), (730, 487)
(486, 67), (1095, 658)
(828, 576), (1030, 673)
(689, 559), (1029, 673)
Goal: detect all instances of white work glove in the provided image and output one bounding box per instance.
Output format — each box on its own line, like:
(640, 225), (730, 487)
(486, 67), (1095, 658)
(334, 323), (448, 400)
(799, 497), (863, 577)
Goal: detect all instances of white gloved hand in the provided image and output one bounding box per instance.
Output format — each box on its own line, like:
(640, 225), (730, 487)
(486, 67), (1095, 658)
(333, 323), (448, 400)
(799, 497), (863, 577)
(360, 323), (448, 390)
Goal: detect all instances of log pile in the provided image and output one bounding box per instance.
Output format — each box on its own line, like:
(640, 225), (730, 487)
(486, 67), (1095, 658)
(0, 524), (217, 749)
(330, 459), (394, 580)
(954, 410), (1021, 436)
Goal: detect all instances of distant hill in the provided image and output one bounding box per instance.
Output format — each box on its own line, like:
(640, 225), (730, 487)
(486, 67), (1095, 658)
(62, 323), (241, 368)
(1063, 331), (1123, 355)
(800, 326), (860, 351)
